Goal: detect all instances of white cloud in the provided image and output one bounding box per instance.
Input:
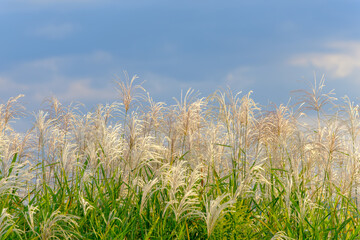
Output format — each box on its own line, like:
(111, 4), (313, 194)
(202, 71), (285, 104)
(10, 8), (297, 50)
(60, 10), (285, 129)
(224, 67), (254, 88)
(0, 77), (28, 92)
(31, 23), (77, 39)
(0, 51), (117, 105)
(143, 72), (213, 98)
(143, 73), (180, 94)
(88, 51), (113, 63)
(57, 79), (117, 101)
(24, 76), (116, 104)
(8, 51), (112, 80)
(289, 41), (360, 79)
(143, 67), (256, 100)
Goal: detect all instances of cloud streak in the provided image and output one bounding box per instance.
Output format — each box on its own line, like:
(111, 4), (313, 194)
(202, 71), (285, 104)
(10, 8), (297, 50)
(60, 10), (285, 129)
(224, 67), (254, 88)
(31, 23), (77, 39)
(0, 51), (117, 106)
(54, 79), (117, 102)
(289, 41), (360, 79)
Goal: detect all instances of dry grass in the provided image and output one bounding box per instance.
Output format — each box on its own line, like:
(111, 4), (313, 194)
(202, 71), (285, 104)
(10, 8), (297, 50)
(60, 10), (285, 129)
(0, 75), (360, 239)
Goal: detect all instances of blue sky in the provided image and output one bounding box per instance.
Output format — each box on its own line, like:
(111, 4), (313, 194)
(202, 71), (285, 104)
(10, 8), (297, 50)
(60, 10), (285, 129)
(1, 0), (360, 115)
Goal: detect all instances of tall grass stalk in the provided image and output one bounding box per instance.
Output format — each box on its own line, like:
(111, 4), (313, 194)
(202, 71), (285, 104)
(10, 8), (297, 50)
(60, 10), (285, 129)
(1, 75), (360, 239)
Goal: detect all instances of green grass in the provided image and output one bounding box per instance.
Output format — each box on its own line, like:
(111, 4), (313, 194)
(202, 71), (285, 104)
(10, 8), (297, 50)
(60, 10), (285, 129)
(1, 76), (360, 239)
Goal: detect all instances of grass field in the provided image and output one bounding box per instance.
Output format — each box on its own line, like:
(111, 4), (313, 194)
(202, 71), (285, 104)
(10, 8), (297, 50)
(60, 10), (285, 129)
(1, 75), (360, 239)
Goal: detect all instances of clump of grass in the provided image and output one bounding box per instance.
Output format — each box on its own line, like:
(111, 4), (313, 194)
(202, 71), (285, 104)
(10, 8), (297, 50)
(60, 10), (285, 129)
(1, 74), (360, 239)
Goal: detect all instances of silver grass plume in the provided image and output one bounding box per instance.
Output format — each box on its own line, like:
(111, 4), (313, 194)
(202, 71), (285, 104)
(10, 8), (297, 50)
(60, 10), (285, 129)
(204, 193), (235, 237)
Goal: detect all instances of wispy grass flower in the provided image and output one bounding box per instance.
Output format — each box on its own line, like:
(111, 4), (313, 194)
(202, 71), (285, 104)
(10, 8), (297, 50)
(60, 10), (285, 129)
(0, 208), (22, 239)
(204, 194), (235, 237)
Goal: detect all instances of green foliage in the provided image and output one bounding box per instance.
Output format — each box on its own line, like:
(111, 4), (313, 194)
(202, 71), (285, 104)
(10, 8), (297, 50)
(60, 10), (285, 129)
(1, 78), (360, 239)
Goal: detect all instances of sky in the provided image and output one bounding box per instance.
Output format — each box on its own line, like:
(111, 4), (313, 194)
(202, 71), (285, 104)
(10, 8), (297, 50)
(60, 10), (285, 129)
(1, 0), (360, 127)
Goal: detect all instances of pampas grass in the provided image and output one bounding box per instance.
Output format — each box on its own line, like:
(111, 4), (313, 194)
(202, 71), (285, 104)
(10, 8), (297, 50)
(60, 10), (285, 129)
(1, 74), (360, 239)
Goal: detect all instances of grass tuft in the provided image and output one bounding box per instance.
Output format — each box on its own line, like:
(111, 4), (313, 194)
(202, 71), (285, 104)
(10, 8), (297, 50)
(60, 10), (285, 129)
(1, 75), (360, 239)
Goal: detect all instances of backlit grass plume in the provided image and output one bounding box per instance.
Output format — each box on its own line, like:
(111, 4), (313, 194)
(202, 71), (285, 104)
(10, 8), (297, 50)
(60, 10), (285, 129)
(1, 74), (360, 239)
